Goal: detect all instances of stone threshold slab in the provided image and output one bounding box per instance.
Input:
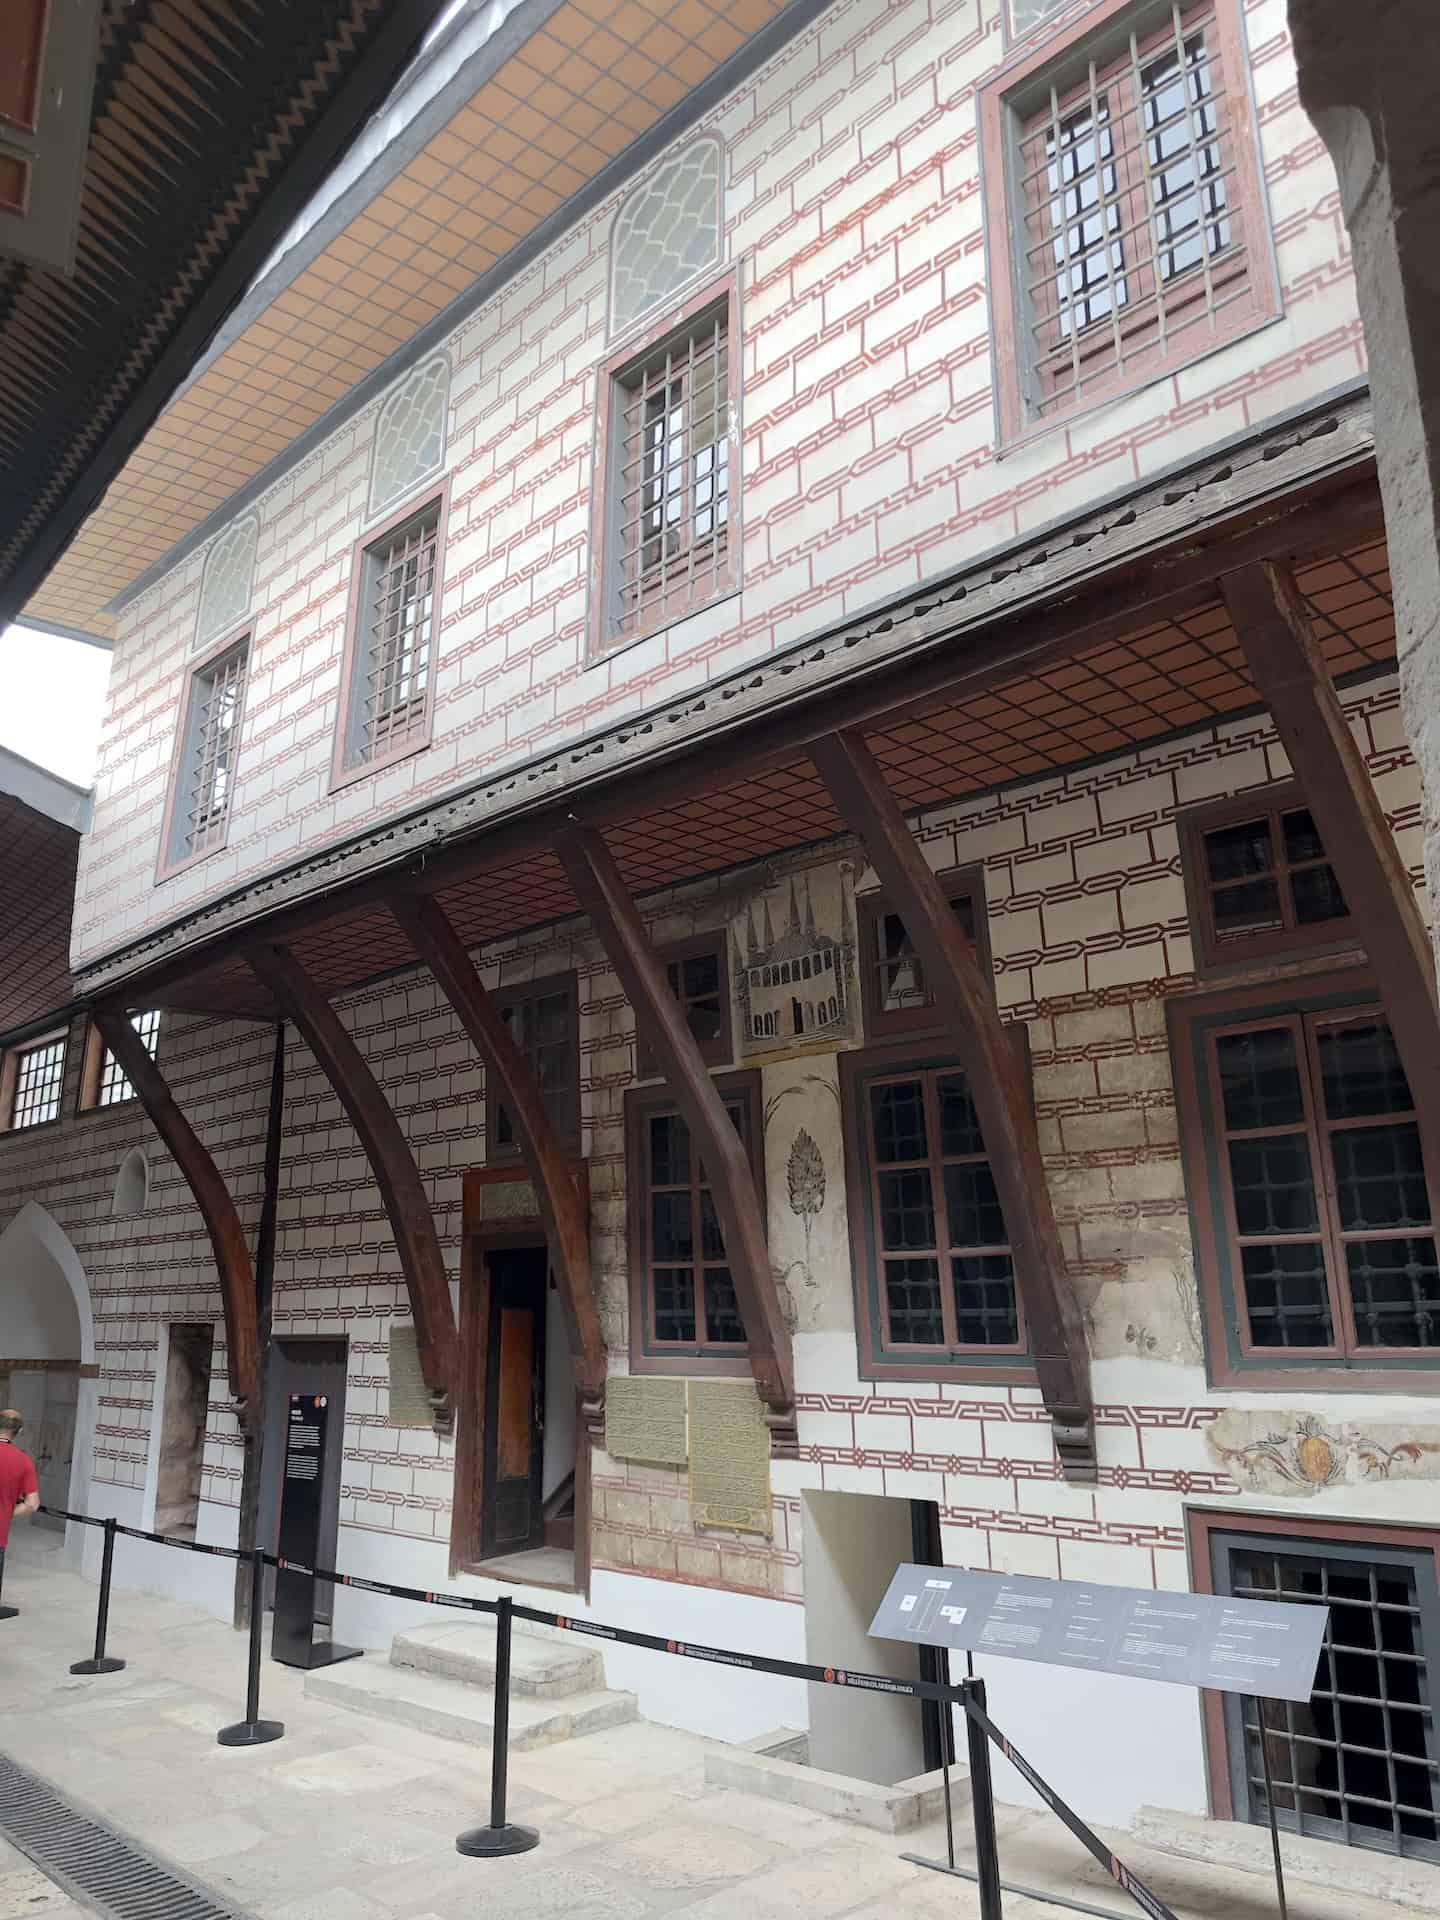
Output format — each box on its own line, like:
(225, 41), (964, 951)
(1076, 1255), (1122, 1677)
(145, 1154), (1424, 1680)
(1134, 1806), (1440, 1914)
(704, 1743), (971, 1835)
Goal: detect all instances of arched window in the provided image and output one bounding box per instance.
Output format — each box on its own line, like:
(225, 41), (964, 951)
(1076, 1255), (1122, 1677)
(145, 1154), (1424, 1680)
(369, 353), (450, 517)
(610, 136), (722, 336)
(195, 515), (258, 651)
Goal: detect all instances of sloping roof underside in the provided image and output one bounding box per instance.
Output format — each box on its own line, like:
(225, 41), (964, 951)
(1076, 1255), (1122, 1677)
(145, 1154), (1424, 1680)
(0, 793), (80, 1038)
(0, 0), (460, 635)
(20, 0), (799, 637)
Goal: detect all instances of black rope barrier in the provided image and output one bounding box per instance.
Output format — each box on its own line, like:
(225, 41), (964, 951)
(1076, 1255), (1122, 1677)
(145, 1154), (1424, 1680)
(35, 1504), (1179, 1918)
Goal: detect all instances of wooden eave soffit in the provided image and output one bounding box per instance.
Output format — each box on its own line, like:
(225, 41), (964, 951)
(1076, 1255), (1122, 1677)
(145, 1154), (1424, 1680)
(809, 731), (1097, 1482)
(555, 825), (796, 1423)
(245, 942), (458, 1428)
(93, 1004), (261, 1432)
(1222, 560), (1440, 1155)
(390, 892), (607, 1405)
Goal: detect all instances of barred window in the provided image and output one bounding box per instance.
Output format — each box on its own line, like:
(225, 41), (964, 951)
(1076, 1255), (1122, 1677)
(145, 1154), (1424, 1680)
(85, 1010), (161, 1110)
(168, 639), (247, 866)
(4, 1035), (66, 1130)
(342, 500), (441, 772)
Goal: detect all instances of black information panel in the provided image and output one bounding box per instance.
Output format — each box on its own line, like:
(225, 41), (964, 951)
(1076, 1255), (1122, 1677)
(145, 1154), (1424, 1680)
(871, 1562), (1327, 1703)
(271, 1393), (361, 1671)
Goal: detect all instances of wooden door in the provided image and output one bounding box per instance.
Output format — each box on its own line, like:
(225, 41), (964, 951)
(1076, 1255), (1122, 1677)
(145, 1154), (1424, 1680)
(481, 1246), (547, 1559)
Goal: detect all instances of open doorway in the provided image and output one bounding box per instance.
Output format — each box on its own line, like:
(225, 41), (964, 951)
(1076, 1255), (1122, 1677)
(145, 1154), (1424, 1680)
(0, 1201), (97, 1539)
(154, 1324), (214, 1539)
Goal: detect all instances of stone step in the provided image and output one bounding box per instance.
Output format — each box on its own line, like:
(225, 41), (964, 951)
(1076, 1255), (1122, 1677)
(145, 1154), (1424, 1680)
(390, 1618), (605, 1698)
(305, 1656), (638, 1751)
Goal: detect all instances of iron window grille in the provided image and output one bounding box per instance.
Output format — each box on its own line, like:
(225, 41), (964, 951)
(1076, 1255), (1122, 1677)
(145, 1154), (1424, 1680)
(485, 974), (580, 1160)
(7, 1035), (66, 1130)
(91, 1011), (161, 1109)
(1181, 786), (1353, 969)
(602, 294), (733, 651)
(344, 501), (441, 771)
(1211, 1532), (1440, 1861)
(1208, 1006), (1440, 1357)
(169, 638), (247, 866)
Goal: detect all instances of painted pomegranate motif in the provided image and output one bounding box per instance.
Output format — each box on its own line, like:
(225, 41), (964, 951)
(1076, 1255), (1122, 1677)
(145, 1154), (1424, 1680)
(1296, 1425), (1336, 1485)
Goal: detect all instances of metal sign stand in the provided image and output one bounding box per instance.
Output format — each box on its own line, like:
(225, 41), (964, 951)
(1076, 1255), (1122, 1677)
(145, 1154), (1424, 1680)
(1255, 1697), (1289, 1920)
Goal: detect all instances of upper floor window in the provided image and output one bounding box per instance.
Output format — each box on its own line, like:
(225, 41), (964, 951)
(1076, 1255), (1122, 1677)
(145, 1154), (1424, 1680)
(858, 868), (992, 1038)
(163, 637), (248, 871)
(637, 934), (731, 1075)
(624, 1070), (761, 1373)
(1007, 0), (1069, 39)
(840, 1038), (1035, 1381)
(79, 1011), (161, 1111)
(591, 273), (738, 658)
(1181, 786), (1352, 970)
(485, 974), (580, 1159)
(335, 491), (445, 782)
(194, 515), (258, 652)
(369, 354), (449, 518)
(610, 137), (722, 337)
(982, 0), (1278, 441)
(2, 1032), (67, 1131)
(1171, 979), (1440, 1385)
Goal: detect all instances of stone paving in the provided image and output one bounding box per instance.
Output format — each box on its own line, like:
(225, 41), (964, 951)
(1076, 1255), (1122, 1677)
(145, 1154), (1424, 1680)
(0, 1530), (1418, 1920)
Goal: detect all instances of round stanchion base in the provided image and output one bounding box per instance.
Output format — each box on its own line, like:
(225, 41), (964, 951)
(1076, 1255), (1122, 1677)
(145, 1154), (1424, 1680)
(216, 1718), (285, 1748)
(456, 1823), (540, 1858)
(69, 1657), (126, 1674)
(0, 1605), (18, 1621)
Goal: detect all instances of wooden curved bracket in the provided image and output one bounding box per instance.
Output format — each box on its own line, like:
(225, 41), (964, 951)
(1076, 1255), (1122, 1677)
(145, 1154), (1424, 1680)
(810, 731), (1096, 1481)
(93, 1005), (260, 1432)
(391, 892), (607, 1401)
(246, 943), (458, 1424)
(556, 825), (795, 1418)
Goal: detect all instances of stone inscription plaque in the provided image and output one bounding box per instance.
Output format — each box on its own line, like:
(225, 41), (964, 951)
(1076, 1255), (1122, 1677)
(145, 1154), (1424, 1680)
(605, 1376), (688, 1466)
(386, 1325), (431, 1427)
(688, 1380), (772, 1535)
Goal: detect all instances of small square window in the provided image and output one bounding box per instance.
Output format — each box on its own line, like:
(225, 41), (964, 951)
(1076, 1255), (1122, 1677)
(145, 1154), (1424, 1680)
(484, 974), (580, 1160)
(1180, 785), (1354, 970)
(79, 1011), (161, 1112)
(161, 638), (248, 872)
(857, 868), (993, 1039)
(636, 934), (732, 1075)
(336, 492), (445, 782)
(591, 272), (739, 657)
(2, 1032), (67, 1131)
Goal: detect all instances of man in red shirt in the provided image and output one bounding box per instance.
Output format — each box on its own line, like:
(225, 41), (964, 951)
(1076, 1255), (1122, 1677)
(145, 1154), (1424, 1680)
(0, 1408), (41, 1604)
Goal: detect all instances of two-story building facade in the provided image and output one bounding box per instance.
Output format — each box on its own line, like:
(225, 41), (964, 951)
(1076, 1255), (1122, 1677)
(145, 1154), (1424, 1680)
(4, 0), (1438, 1871)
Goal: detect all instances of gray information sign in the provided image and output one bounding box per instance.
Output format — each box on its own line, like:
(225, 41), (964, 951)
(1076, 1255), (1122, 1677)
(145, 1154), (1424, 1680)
(870, 1563), (1327, 1703)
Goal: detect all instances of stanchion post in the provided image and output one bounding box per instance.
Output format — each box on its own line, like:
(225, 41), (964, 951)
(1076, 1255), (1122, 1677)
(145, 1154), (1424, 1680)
(963, 1677), (1004, 1920)
(69, 1516), (126, 1675)
(217, 1549), (284, 1747)
(0, 1544), (16, 1621)
(1255, 1697), (1289, 1920)
(939, 1648), (956, 1871)
(456, 1594), (539, 1858)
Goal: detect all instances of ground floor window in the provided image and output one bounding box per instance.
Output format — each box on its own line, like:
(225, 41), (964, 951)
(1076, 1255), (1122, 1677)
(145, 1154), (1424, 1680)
(1202, 1518), (1440, 1860)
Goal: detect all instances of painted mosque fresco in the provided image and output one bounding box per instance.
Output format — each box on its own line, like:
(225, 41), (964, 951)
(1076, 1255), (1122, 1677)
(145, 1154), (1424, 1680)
(732, 864), (859, 1059)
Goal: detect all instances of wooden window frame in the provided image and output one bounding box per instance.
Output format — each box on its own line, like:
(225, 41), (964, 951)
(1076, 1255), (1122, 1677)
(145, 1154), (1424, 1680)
(588, 264), (741, 662)
(77, 1010), (161, 1114)
(1, 1026), (68, 1133)
(856, 864), (993, 1040)
(840, 1033), (1036, 1384)
(980, 0), (1279, 446)
(1179, 783), (1358, 974)
(155, 625), (251, 881)
(624, 1066), (762, 1377)
(331, 480), (449, 792)
(1170, 970), (1440, 1391)
(1186, 1508), (1440, 1850)
(635, 931), (732, 1078)
(482, 971), (581, 1163)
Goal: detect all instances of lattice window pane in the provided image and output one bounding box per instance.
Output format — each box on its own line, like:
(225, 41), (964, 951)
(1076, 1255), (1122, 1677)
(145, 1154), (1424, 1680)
(180, 642), (247, 859)
(1009, 0), (1068, 34)
(195, 516), (258, 651)
(350, 506), (439, 767)
(369, 355), (449, 516)
(643, 1095), (750, 1350)
(9, 1037), (65, 1129)
(96, 1010), (161, 1108)
(610, 138), (721, 335)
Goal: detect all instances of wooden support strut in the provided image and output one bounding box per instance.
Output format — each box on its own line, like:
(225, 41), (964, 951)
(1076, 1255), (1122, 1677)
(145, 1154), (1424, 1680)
(246, 943), (459, 1422)
(93, 1005), (260, 1430)
(555, 825), (795, 1418)
(1223, 560), (1440, 1154)
(809, 731), (1096, 1481)
(390, 892), (606, 1402)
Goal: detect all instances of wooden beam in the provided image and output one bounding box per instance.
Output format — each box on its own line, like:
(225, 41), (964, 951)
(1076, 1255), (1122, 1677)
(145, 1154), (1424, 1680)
(93, 1005), (260, 1429)
(246, 943), (458, 1421)
(1223, 560), (1440, 1149)
(555, 826), (795, 1417)
(809, 732), (1096, 1480)
(391, 893), (606, 1401)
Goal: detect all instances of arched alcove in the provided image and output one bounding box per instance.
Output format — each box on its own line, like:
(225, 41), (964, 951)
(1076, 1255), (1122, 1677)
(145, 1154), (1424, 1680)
(0, 1202), (97, 1543)
(112, 1146), (150, 1216)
